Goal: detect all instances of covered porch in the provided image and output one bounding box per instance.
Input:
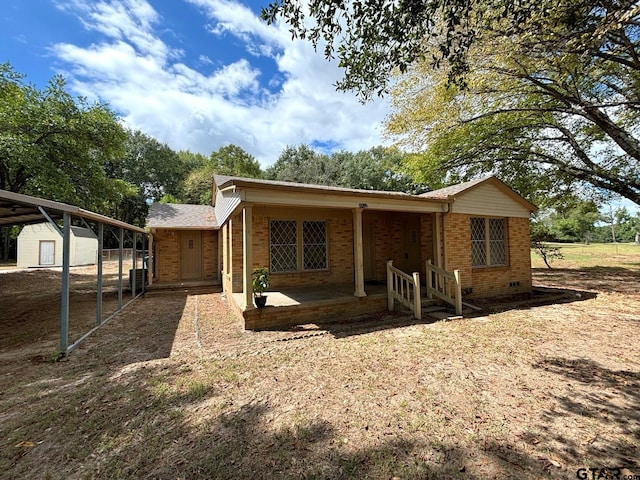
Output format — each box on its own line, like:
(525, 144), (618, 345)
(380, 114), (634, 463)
(230, 283), (390, 330)
(229, 204), (448, 326)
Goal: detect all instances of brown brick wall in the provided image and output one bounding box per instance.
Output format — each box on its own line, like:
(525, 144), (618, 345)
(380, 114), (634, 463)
(153, 229), (218, 283)
(251, 206), (354, 288)
(231, 214), (244, 293)
(154, 230), (179, 282)
(363, 211), (404, 282)
(360, 212), (435, 283)
(443, 213), (474, 291)
(243, 295), (388, 330)
(202, 230), (218, 281)
(470, 217), (532, 297)
(443, 213), (532, 299)
(419, 214), (434, 279)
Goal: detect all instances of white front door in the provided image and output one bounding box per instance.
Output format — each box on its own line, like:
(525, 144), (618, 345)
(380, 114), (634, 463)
(39, 240), (55, 265)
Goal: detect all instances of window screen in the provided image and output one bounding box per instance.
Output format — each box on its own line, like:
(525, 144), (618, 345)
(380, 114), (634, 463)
(302, 221), (327, 270)
(270, 220), (297, 272)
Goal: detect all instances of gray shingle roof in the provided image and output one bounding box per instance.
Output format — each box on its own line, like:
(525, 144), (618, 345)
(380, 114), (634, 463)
(146, 203), (218, 229)
(213, 175), (432, 200)
(419, 176), (493, 199)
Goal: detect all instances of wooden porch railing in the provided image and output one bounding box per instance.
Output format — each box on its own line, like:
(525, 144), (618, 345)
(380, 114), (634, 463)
(386, 260), (421, 319)
(425, 259), (462, 315)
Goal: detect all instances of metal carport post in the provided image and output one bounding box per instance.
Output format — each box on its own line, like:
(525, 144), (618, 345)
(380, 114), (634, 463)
(0, 189), (148, 357)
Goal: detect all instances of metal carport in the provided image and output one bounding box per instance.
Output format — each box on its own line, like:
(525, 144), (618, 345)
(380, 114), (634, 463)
(0, 189), (148, 356)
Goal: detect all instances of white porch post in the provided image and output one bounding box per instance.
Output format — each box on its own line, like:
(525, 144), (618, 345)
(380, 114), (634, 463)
(243, 205), (254, 309)
(353, 208), (366, 297)
(148, 231), (154, 286)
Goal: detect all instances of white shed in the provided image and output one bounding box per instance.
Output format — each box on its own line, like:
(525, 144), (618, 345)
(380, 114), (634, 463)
(17, 222), (98, 268)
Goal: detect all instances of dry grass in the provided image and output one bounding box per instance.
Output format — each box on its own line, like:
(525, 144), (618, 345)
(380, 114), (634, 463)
(531, 242), (640, 270)
(0, 253), (639, 479)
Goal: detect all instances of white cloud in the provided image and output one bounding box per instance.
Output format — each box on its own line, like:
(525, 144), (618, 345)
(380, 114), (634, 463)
(51, 0), (390, 166)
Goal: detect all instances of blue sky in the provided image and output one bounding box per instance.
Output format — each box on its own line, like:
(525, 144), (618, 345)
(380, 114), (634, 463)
(1, 0), (391, 166)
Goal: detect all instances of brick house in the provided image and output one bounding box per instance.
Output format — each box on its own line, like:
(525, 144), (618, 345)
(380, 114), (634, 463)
(146, 203), (218, 284)
(147, 175), (537, 329)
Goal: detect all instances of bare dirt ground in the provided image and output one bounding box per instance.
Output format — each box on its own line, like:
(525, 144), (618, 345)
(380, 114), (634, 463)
(0, 263), (639, 479)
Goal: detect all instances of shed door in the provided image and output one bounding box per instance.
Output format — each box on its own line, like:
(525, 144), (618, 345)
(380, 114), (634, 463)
(39, 240), (55, 266)
(180, 231), (203, 280)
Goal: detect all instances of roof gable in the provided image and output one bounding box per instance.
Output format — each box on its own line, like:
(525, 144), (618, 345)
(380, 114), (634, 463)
(421, 176), (537, 213)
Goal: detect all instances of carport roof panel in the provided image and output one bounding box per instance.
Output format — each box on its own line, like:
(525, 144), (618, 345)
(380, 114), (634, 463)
(0, 189), (146, 233)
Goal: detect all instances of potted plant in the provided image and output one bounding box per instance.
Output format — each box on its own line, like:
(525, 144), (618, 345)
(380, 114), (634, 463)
(252, 267), (270, 308)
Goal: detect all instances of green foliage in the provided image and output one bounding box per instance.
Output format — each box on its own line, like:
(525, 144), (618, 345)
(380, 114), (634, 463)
(265, 0), (640, 205)
(210, 145), (263, 179)
(262, 0), (488, 99)
(530, 220), (564, 269)
(591, 207), (640, 243)
(252, 267), (270, 297)
(0, 62), (127, 211)
(177, 150), (208, 171)
(263, 0), (638, 102)
(111, 129), (186, 202)
(182, 164), (216, 205)
(386, 5), (640, 206)
(265, 145), (337, 184)
(337, 147), (429, 194)
(159, 194), (181, 204)
(181, 145), (262, 205)
(265, 145), (426, 193)
(548, 201), (602, 244)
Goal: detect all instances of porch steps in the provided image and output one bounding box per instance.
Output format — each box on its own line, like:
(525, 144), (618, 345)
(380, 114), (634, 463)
(426, 310), (463, 321)
(420, 298), (463, 320)
(423, 305), (445, 313)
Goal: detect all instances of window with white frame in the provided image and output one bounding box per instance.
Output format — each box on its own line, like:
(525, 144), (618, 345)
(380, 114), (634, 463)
(269, 219), (328, 272)
(470, 217), (507, 267)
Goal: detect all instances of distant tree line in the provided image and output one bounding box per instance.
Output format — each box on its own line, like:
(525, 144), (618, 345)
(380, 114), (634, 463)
(0, 64), (426, 259)
(2, 63), (637, 260)
(532, 200), (640, 245)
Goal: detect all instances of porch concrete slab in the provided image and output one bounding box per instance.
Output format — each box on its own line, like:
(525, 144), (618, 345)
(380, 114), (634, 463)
(233, 283), (387, 309)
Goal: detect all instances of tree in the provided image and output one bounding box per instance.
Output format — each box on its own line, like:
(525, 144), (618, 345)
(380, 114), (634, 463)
(0, 63), (127, 208)
(109, 129), (186, 202)
(265, 1), (639, 205)
(211, 145), (263, 179)
(337, 147), (428, 193)
(0, 63), (128, 258)
(265, 145), (338, 184)
(182, 145), (263, 205)
(266, 144), (427, 193)
(385, 5), (640, 206)
(262, 0), (638, 99)
(182, 164), (216, 205)
(612, 208), (640, 242)
(530, 220), (564, 269)
(592, 207), (640, 242)
(261, 0), (493, 98)
(549, 201), (602, 244)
